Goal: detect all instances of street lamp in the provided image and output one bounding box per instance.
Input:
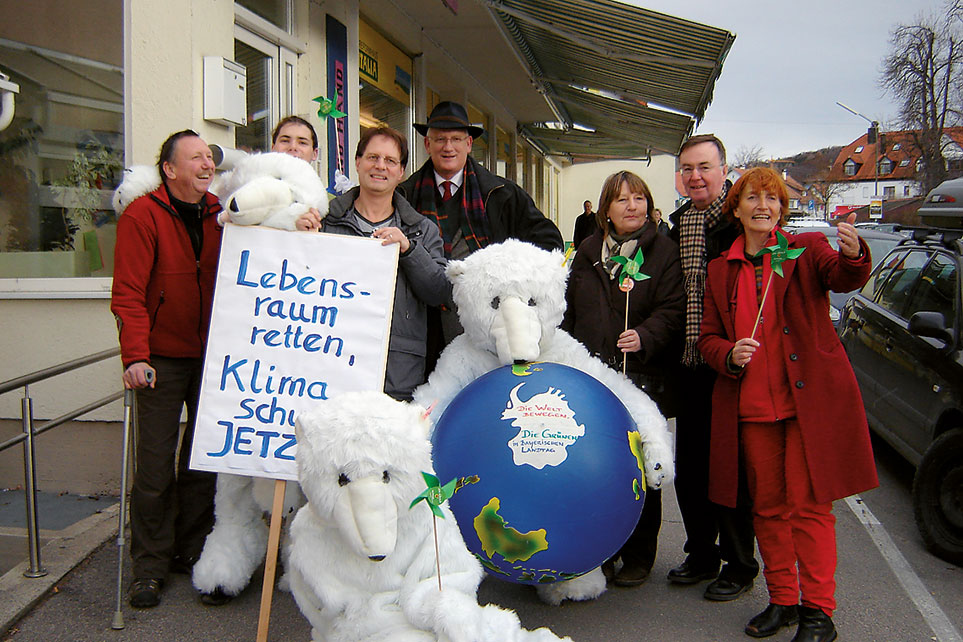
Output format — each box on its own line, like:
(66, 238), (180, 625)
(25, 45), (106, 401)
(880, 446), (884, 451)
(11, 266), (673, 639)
(836, 102), (881, 219)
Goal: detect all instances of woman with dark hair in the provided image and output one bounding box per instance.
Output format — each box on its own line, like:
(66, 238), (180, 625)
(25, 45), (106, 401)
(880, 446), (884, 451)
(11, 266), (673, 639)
(698, 167), (878, 642)
(562, 170), (685, 587)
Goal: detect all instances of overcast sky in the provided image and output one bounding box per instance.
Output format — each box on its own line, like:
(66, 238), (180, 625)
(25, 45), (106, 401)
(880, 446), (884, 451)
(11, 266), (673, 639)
(626, 0), (948, 159)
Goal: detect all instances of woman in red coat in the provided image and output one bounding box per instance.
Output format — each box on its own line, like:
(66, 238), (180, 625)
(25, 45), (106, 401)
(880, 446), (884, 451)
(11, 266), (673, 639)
(698, 168), (878, 642)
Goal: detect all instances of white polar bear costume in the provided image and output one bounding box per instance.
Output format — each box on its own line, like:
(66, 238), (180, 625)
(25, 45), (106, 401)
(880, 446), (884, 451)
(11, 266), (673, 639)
(211, 150), (327, 230)
(412, 239), (674, 606)
(189, 150), (329, 602)
(288, 392), (570, 642)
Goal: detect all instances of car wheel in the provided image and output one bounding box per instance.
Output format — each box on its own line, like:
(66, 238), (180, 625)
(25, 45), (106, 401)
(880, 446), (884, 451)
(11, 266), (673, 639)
(912, 428), (963, 566)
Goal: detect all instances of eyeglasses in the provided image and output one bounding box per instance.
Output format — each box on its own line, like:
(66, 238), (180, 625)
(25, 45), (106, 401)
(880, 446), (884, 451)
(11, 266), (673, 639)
(428, 135), (469, 146)
(361, 153), (401, 168)
(680, 164), (720, 177)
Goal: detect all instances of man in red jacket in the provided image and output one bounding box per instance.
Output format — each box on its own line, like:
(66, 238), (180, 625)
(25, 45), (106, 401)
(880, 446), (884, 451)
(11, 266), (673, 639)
(111, 130), (223, 608)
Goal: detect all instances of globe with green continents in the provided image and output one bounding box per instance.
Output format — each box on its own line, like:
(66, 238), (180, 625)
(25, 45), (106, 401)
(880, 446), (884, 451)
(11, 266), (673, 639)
(431, 362), (646, 585)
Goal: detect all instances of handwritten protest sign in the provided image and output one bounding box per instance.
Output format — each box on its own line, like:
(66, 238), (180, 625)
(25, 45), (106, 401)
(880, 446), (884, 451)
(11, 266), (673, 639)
(190, 224), (398, 481)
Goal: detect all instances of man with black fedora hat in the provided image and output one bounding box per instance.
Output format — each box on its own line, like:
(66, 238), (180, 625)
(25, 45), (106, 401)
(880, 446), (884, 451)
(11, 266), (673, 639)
(398, 101), (562, 351)
(399, 100), (562, 261)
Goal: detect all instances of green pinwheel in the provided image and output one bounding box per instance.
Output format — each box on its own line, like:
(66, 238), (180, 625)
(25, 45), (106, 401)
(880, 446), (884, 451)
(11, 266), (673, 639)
(409, 472), (457, 518)
(748, 231), (807, 339)
(312, 89), (347, 119)
(610, 248), (651, 284)
(754, 230), (805, 277)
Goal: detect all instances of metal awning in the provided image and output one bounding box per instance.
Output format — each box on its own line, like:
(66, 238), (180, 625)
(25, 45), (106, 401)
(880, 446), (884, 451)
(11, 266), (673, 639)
(482, 0), (735, 161)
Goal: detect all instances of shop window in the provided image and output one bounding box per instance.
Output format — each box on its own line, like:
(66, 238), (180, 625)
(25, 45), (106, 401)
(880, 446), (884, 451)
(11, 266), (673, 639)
(496, 126), (512, 178)
(358, 20), (411, 148)
(467, 103), (488, 169)
(0, 2), (123, 279)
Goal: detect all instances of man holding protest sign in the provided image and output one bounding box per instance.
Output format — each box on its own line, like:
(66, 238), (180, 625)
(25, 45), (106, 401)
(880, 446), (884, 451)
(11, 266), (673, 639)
(111, 130), (222, 608)
(297, 127), (448, 400)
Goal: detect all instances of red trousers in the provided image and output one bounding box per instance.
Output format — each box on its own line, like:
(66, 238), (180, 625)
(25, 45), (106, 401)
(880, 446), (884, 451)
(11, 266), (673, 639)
(741, 419), (836, 614)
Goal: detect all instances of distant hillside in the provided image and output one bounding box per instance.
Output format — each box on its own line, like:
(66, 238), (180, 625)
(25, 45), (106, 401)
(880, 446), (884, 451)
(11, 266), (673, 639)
(781, 146), (843, 183)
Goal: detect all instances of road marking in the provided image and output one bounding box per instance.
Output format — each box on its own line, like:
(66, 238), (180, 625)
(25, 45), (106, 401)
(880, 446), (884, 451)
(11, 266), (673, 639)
(846, 495), (962, 642)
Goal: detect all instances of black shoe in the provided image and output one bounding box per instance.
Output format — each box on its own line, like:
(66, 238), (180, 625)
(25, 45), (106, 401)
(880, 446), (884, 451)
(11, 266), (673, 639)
(170, 554), (199, 575)
(613, 563), (651, 587)
(704, 577), (752, 601)
(200, 587), (234, 606)
(745, 604), (799, 638)
(601, 559), (616, 582)
(667, 558), (720, 585)
(129, 577), (164, 608)
(791, 607), (837, 642)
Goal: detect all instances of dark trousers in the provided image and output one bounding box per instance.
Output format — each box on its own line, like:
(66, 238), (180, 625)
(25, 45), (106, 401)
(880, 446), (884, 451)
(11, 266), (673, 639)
(614, 488), (662, 569)
(130, 357), (216, 579)
(674, 364), (758, 583)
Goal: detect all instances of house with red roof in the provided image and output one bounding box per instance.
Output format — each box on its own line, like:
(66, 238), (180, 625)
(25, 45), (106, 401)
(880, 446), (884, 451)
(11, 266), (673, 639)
(825, 127), (963, 216)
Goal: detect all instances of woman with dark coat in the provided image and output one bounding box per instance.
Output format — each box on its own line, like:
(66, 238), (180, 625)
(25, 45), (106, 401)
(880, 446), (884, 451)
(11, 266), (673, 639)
(698, 168), (878, 642)
(562, 170), (685, 587)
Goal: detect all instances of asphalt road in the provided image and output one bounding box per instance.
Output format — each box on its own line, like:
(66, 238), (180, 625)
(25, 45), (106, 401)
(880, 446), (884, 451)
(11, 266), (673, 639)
(2, 432), (961, 642)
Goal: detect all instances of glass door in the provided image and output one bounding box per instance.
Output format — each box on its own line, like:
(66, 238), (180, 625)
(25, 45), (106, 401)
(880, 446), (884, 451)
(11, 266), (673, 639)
(233, 25), (297, 154)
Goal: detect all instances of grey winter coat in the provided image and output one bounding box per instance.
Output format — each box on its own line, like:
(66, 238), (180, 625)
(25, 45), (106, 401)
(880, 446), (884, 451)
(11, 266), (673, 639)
(323, 187), (449, 400)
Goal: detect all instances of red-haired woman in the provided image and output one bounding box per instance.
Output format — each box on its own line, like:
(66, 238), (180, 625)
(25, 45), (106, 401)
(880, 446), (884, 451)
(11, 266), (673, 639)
(697, 168), (877, 642)
(563, 170), (685, 587)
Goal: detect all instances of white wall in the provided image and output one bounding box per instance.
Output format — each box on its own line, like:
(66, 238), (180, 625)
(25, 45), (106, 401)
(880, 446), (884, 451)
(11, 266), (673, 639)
(828, 179), (923, 211)
(558, 156), (677, 243)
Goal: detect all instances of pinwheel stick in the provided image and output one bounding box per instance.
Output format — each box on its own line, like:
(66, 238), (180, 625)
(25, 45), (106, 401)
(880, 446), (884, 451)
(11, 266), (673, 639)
(750, 270), (775, 341)
(623, 293), (630, 374)
(433, 516), (442, 591)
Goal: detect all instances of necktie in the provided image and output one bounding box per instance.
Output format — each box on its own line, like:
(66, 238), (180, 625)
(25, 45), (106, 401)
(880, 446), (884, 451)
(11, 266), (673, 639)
(442, 180), (454, 202)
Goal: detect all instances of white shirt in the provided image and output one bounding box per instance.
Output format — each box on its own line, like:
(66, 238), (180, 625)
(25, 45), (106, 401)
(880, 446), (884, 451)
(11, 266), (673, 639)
(433, 169), (464, 198)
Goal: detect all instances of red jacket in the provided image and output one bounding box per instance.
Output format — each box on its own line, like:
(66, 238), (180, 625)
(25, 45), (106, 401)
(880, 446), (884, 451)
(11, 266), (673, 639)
(111, 185), (223, 368)
(698, 229), (878, 507)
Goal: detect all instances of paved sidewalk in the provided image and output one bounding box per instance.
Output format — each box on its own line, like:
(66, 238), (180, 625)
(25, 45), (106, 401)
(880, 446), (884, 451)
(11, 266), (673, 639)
(0, 480), (780, 642)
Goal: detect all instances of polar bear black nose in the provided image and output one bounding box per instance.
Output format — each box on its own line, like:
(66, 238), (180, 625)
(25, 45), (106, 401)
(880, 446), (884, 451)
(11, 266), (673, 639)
(368, 555), (386, 562)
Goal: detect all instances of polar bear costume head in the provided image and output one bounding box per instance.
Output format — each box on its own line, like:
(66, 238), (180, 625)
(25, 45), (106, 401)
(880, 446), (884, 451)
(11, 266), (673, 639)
(295, 392), (431, 561)
(447, 239), (568, 365)
(212, 151), (327, 230)
(112, 165), (162, 215)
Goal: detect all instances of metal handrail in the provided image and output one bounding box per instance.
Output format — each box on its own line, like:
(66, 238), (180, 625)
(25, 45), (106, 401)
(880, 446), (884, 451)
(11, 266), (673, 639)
(0, 346), (123, 579)
(0, 347), (119, 396)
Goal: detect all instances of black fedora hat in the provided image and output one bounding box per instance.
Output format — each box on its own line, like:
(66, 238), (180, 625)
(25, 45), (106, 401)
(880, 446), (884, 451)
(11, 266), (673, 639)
(414, 101), (485, 137)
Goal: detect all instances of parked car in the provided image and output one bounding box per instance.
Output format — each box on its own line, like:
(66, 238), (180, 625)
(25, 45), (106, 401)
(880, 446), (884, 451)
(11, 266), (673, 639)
(783, 225), (903, 327)
(838, 226), (963, 565)
(855, 222), (912, 236)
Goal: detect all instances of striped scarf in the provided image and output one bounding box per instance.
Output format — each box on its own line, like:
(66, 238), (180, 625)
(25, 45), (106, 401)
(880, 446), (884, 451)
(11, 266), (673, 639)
(679, 190), (726, 367)
(410, 155), (491, 255)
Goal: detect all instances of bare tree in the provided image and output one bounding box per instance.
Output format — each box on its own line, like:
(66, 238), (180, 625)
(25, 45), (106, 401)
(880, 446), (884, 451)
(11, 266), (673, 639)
(732, 144), (766, 168)
(808, 169), (846, 219)
(881, 0), (963, 193)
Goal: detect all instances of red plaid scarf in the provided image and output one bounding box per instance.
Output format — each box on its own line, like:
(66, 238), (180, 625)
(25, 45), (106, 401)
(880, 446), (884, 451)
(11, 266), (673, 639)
(410, 156), (491, 255)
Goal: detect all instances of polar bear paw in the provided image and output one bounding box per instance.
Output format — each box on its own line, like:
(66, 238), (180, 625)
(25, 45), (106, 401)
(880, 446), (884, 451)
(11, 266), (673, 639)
(534, 567), (606, 605)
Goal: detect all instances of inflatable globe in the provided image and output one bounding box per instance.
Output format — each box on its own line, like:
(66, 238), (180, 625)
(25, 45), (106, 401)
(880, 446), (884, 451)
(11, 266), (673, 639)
(431, 362), (646, 585)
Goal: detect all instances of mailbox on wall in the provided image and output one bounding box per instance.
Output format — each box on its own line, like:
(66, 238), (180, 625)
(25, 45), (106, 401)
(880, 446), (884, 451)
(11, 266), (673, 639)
(203, 56), (247, 127)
